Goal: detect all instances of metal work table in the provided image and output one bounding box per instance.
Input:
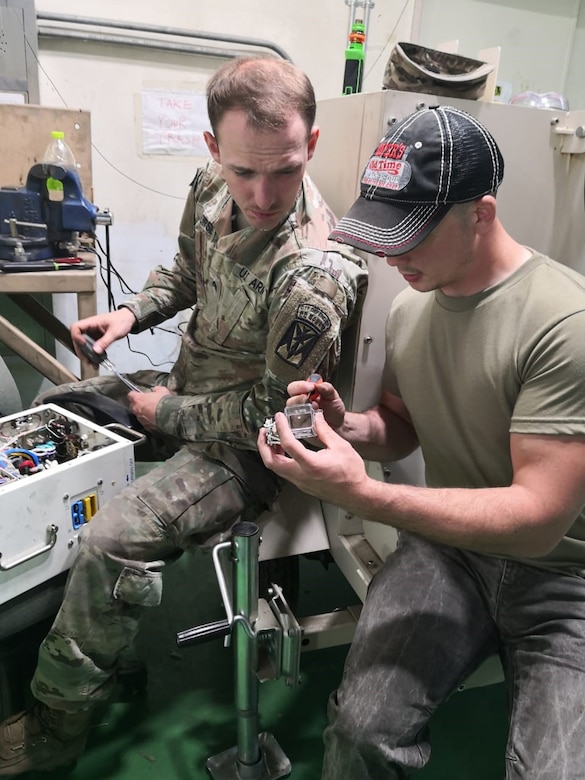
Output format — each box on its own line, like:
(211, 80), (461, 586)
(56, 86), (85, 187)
(0, 266), (99, 385)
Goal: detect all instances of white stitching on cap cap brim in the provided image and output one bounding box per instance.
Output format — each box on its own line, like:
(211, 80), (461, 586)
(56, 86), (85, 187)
(333, 203), (440, 251)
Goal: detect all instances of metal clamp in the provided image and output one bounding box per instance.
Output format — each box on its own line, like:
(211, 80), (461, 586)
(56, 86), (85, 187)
(256, 584), (302, 688)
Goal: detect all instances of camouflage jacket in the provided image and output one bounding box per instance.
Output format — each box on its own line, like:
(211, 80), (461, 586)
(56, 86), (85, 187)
(121, 160), (368, 449)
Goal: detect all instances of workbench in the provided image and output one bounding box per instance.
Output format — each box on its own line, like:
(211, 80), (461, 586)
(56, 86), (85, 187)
(0, 266), (98, 385)
(0, 104), (98, 386)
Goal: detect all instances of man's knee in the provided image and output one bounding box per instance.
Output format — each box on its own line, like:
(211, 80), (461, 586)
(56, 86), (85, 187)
(34, 381), (80, 406)
(79, 488), (171, 562)
(324, 694), (428, 779)
(325, 689), (378, 754)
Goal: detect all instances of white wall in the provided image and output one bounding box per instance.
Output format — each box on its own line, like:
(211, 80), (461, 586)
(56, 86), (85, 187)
(414, 0), (584, 107)
(565, 0), (585, 110)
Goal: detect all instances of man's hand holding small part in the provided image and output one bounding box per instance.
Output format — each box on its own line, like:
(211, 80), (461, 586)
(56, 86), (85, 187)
(257, 409), (369, 508)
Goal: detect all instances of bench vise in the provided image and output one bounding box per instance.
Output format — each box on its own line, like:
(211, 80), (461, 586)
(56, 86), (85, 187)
(0, 164), (111, 263)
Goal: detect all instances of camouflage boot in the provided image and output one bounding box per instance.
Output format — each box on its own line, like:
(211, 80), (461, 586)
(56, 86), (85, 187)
(0, 701), (91, 775)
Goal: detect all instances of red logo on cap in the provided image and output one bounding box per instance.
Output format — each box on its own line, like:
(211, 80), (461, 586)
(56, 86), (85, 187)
(369, 159), (403, 175)
(373, 142), (407, 160)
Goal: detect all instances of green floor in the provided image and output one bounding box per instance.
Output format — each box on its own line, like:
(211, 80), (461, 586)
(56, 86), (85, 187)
(18, 552), (508, 780)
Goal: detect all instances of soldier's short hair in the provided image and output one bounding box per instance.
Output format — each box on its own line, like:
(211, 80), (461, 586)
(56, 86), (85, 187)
(206, 56), (316, 140)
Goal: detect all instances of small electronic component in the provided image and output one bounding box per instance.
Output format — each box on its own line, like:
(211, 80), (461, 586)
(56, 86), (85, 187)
(264, 403), (316, 447)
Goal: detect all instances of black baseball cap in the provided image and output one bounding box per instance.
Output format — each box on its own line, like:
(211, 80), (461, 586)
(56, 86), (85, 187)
(330, 105), (504, 256)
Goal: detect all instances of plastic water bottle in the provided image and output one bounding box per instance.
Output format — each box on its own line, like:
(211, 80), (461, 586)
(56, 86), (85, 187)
(43, 130), (77, 201)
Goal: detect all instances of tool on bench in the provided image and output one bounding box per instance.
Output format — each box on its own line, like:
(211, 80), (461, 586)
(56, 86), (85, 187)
(0, 164), (111, 268)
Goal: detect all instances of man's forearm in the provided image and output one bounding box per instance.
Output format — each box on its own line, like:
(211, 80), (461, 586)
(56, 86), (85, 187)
(155, 388), (279, 445)
(344, 478), (567, 559)
(339, 407), (419, 462)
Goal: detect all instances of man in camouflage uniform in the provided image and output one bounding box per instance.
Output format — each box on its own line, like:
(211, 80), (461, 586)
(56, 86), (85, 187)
(0, 56), (367, 775)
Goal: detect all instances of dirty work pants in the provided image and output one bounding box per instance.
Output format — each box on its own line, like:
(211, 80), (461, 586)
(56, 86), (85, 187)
(322, 531), (585, 780)
(32, 373), (281, 711)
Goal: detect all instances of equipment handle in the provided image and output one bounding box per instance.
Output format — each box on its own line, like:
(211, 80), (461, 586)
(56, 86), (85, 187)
(176, 618), (231, 646)
(0, 524), (58, 571)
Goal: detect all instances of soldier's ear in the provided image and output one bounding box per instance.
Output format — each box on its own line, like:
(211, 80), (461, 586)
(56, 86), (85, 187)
(472, 196), (497, 234)
(307, 126), (320, 162)
(204, 131), (220, 163)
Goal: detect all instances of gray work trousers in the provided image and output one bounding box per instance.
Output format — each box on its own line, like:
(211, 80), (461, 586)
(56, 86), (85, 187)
(32, 374), (281, 711)
(322, 531), (585, 780)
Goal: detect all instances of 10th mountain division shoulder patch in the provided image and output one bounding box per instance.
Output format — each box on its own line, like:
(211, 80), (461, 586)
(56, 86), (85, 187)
(275, 303), (331, 368)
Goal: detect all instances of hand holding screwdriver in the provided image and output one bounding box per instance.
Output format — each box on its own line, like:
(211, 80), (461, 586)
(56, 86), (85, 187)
(286, 376), (346, 431)
(79, 335), (143, 393)
(70, 309), (137, 355)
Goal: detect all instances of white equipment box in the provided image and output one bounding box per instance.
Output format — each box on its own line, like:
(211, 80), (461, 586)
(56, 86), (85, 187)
(0, 403), (136, 605)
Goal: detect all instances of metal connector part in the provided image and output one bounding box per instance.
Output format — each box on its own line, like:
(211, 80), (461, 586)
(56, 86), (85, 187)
(263, 404), (316, 446)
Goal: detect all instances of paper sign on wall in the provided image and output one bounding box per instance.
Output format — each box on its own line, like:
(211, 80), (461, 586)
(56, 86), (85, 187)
(141, 89), (210, 156)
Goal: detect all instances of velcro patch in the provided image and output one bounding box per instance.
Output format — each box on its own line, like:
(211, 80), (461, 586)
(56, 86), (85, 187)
(275, 302), (331, 368)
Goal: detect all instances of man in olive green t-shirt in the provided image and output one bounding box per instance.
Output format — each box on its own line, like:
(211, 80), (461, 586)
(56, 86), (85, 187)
(259, 105), (585, 780)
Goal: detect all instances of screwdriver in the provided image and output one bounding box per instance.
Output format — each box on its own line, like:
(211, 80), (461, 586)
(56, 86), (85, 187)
(307, 373), (323, 402)
(79, 335), (143, 393)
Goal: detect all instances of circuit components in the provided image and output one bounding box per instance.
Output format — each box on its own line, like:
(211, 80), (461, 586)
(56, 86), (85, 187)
(0, 408), (93, 484)
(0, 404), (135, 605)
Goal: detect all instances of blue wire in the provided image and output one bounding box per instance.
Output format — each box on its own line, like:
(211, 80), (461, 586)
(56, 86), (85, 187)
(4, 448), (40, 466)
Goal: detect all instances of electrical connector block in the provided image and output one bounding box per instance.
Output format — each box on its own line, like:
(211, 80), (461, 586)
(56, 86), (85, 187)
(71, 492), (98, 529)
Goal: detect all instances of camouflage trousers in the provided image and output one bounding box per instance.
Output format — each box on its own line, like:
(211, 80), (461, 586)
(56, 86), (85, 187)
(32, 373), (281, 712)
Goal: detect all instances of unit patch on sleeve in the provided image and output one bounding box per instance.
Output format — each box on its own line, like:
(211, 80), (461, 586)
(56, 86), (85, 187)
(265, 275), (341, 384)
(273, 301), (332, 374)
